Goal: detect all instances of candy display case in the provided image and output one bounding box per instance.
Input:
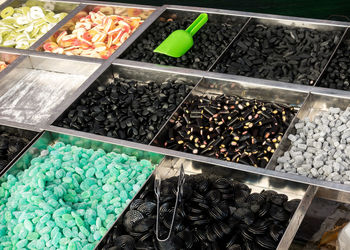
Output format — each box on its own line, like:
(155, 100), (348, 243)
(0, 1), (349, 249)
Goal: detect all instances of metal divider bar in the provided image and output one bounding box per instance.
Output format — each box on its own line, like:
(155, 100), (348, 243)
(97, 5), (167, 63)
(266, 92), (312, 170)
(277, 185), (319, 250)
(94, 156), (171, 249)
(149, 76), (205, 145)
(208, 17), (252, 72)
(314, 27), (350, 87)
(164, 4), (350, 27)
(0, 129), (44, 176)
(0, 0), (14, 12)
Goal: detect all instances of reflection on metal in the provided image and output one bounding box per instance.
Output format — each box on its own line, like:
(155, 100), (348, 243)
(0, 55), (100, 126)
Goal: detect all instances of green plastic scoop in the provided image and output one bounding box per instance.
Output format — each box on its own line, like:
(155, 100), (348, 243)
(153, 13), (208, 58)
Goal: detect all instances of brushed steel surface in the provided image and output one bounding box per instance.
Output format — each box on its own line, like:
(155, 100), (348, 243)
(316, 187), (350, 204)
(0, 55), (100, 126)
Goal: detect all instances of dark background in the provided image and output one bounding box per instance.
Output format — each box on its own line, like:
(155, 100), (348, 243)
(118, 0), (350, 21)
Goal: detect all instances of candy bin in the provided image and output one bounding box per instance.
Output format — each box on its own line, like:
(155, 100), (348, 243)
(96, 158), (314, 249)
(52, 63), (201, 144)
(152, 76), (308, 168)
(0, 0), (78, 49)
(0, 131), (164, 249)
(0, 55), (100, 126)
(121, 9), (249, 70)
(39, 4), (154, 59)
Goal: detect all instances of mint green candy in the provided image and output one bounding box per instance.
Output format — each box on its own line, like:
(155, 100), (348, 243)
(62, 228), (72, 238)
(62, 214), (73, 221)
(27, 232), (39, 241)
(0, 142), (157, 248)
(97, 205), (107, 220)
(16, 239), (28, 248)
(120, 190), (128, 202)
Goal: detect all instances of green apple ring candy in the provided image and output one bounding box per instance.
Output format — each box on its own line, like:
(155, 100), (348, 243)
(1, 7), (15, 19)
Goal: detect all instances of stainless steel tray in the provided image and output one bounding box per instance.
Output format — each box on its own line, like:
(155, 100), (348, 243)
(0, 129), (165, 248)
(34, 1), (160, 63)
(42, 58), (350, 195)
(95, 156), (316, 250)
(116, 5), (350, 73)
(291, 187), (350, 248)
(0, 54), (100, 126)
(49, 61), (203, 138)
(268, 92), (350, 192)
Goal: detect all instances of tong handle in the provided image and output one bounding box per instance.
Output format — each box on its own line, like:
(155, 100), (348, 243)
(155, 165), (185, 242)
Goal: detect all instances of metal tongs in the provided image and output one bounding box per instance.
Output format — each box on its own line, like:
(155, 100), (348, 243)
(154, 164), (186, 242)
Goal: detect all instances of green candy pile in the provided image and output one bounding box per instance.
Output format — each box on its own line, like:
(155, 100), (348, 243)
(0, 142), (155, 249)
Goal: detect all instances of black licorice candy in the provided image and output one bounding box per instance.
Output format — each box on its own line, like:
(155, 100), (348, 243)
(122, 13), (247, 70)
(55, 76), (192, 144)
(98, 174), (300, 250)
(159, 94), (295, 168)
(213, 22), (342, 85)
